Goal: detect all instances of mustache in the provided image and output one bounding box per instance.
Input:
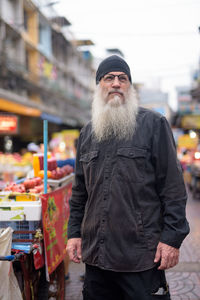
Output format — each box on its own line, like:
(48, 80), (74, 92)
(108, 89), (124, 96)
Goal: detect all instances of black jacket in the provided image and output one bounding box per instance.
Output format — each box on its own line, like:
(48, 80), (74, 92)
(68, 107), (189, 272)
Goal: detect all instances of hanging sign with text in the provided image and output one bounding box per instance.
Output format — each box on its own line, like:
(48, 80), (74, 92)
(0, 115), (18, 134)
(41, 182), (72, 275)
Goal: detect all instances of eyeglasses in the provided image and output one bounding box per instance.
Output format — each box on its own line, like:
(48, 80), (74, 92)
(103, 74), (129, 83)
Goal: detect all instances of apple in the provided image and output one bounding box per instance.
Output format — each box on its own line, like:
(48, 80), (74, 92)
(34, 184), (44, 193)
(51, 170), (58, 180)
(35, 177), (42, 185)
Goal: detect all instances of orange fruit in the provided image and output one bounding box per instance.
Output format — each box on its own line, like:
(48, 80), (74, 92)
(38, 170), (52, 178)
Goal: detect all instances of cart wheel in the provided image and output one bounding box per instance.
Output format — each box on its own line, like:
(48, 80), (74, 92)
(37, 261), (65, 300)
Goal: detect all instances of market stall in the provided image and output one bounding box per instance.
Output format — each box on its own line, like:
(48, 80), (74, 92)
(177, 131), (200, 198)
(0, 120), (75, 299)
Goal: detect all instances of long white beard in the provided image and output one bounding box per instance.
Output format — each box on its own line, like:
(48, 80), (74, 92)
(92, 85), (139, 141)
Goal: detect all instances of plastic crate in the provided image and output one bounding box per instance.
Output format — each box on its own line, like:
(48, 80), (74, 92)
(0, 200), (42, 221)
(0, 220), (41, 240)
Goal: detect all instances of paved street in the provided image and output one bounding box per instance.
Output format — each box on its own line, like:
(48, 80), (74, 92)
(65, 191), (200, 300)
(65, 260), (85, 300)
(166, 191), (200, 300)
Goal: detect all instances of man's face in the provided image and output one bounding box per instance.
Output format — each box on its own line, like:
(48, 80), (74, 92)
(92, 76), (138, 141)
(99, 72), (131, 104)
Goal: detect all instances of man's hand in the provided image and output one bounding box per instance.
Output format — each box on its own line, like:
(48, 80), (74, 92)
(66, 238), (82, 263)
(154, 241), (179, 270)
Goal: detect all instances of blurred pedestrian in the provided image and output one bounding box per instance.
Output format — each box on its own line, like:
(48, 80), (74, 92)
(27, 142), (40, 154)
(66, 55), (190, 300)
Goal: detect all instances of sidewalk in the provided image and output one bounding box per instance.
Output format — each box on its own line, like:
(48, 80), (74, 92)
(65, 193), (200, 300)
(166, 194), (200, 300)
(65, 261), (84, 300)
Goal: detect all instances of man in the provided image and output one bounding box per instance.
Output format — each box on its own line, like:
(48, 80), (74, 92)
(66, 55), (189, 299)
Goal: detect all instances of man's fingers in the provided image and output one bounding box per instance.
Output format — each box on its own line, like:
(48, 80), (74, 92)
(158, 255), (179, 270)
(168, 253), (179, 269)
(72, 253), (81, 263)
(154, 246), (161, 263)
(156, 242), (180, 270)
(66, 244), (75, 261)
(72, 247), (81, 263)
(76, 242), (82, 260)
(158, 256), (167, 270)
(66, 238), (82, 263)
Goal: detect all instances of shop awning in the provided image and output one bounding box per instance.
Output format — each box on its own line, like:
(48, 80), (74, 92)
(41, 112), (62, 124)
(0, 98), (41, 117)
(181, 115), (200, 129)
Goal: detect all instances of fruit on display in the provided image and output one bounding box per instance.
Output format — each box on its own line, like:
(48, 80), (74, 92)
(4, 182), (26, 193)
(3, 163), (74, 194)
(50, 165), (74, 180)
(4, 177), (48, 194)
(38, 170), (52, 179)
(37, 165), (74, 180)
(33, 153), (74, 180)
(29, 184), (45, 194)
(23, 177), (42, 189)
(1, 148), (74, 197)
(0, 152), (33, 181)
(0, 152), (32, 167)
(62, 165), (74, 175)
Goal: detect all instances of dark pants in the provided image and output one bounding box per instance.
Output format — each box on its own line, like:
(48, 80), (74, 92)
(82, 264), (171, 300)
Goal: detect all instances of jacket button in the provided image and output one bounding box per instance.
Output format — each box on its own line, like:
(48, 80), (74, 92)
(100, 239), (104, 244)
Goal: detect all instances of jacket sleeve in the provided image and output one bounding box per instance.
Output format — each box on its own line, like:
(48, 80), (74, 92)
(152, 116), (190, 248)
(67, 131), (88, 239)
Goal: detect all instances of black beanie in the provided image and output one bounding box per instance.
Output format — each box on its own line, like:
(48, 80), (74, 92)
(96, 55), (132, 84)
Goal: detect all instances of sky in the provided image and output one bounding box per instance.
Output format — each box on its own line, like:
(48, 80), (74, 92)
(55, 0), (200, 110)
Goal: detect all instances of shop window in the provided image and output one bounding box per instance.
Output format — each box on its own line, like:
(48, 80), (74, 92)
(23, 10), (28, 31)
(25, 49), (29, 71)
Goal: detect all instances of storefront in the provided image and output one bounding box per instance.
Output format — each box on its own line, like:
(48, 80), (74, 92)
(0, 98), (74, 152)
(0, 98), (41, 152)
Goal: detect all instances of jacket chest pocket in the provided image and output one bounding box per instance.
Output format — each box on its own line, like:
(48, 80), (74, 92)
(116, 147), (147, 183)
(80, 151), (99, 188)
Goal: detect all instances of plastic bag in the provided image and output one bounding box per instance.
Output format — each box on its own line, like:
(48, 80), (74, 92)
(0, 227), (22, 300)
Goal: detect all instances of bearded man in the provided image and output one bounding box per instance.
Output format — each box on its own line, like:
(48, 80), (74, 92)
(66, 55), (189, 300)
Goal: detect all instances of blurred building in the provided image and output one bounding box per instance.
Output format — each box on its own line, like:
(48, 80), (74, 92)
(138, 87), (171, 120)
(172, 26), (200, 131)
(191, 25), (200, 102)
(0, 0), (95, 151)
(190, 68), (200, 113)
(172, 83), (200, 130)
